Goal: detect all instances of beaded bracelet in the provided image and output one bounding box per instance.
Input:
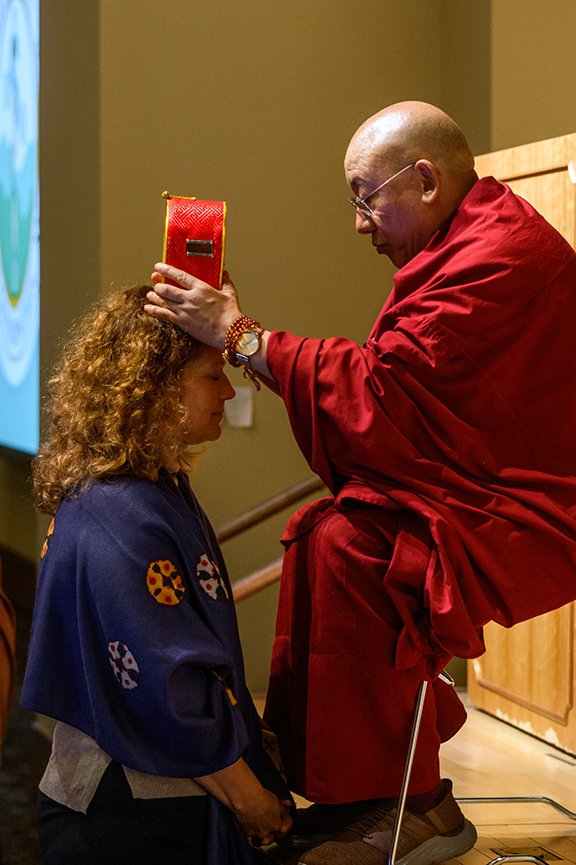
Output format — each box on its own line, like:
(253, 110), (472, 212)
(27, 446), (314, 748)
(223, 315), (262, 368)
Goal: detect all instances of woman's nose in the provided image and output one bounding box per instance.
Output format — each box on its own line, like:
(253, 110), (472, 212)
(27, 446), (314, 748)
(222, 375), (236, 399)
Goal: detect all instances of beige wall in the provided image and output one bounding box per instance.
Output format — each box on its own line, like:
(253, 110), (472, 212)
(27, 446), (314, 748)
(3, 0), (575, 692)
(491, 0), (576, 150)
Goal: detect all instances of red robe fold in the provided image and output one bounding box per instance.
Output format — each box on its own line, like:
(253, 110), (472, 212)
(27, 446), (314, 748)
(266, 177), (576, 675)
(264, 494), (468, 801)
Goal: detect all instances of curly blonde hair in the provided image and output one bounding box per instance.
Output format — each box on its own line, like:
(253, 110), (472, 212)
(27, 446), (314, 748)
(33, 285), (203, 514)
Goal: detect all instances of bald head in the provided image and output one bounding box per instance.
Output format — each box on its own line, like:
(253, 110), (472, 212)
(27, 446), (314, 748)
(344, 102), (478, 268)
(346, 101), (476, 192)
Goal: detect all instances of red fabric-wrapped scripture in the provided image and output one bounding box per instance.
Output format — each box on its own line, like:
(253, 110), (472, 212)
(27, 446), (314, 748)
(162, 192), (226, 289)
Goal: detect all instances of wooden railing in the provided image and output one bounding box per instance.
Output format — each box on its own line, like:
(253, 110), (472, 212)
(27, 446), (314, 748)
(216, 475), (325, 602)
(230, 559), (284, 603)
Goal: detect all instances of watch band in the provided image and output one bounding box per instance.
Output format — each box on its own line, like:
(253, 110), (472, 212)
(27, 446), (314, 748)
(223, 315), (263, 390)
(223, 316), (262, 368)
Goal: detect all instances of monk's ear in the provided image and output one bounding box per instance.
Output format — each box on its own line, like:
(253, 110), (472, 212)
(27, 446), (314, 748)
(414, 160), (440, 203)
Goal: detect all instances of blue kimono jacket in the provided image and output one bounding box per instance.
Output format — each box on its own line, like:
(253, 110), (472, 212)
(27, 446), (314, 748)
(22, 470), (289, 864)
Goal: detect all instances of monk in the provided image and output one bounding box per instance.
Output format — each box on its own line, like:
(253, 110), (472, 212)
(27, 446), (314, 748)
(145, 101), (576, 865)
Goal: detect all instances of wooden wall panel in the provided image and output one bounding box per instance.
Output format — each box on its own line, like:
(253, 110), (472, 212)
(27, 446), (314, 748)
(467, 134), (576, 755)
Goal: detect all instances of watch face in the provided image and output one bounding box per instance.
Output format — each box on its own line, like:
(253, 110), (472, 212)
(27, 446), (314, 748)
(237, 329), (260, 357)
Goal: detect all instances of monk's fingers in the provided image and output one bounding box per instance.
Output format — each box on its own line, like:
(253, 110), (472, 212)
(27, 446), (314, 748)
(153, 262), (190, 287)
(144, 302), (180, 324)
(153, 262), (215, 293)
(221, 279), (239, 303)
(222, 269), (235, 289)
(146, 289), (169, 309)
(149, 283), (193, 306)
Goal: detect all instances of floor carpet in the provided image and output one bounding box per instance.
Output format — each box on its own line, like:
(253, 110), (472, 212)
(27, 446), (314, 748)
(0, 689), (42, 865)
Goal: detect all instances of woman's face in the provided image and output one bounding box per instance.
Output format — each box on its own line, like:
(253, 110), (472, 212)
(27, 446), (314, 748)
(179, 346), (235, 444)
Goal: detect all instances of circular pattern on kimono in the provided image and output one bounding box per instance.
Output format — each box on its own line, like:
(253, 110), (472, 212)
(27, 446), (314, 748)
(197, 554), (229, 601)
(146, 559), (186, 605)
(108, 640), (140, 690)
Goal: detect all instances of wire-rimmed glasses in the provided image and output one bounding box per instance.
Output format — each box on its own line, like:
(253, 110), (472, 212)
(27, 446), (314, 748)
(348, 163), (415, 218)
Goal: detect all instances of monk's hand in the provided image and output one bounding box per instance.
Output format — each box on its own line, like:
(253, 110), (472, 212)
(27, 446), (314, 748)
(145, 264), (241, 349)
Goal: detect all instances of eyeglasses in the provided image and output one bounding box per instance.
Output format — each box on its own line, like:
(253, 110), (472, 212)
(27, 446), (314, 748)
(348, 163), (415, 218)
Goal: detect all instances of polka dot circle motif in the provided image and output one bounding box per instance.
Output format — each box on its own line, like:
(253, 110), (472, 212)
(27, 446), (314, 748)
(108, 640), (140, 690)
(197, 554), (229, 601)
(146, 559), (186, 606)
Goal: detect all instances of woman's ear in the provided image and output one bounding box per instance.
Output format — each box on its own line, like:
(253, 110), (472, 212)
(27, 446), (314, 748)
(414, 159), (440, 203)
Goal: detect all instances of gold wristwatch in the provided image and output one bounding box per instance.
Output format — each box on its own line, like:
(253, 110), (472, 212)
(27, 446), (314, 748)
(223, 316), (263, 389)
(234, 327), (262, 365)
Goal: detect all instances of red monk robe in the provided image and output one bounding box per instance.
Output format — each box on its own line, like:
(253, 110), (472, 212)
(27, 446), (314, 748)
(263, 176), (576, 803)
